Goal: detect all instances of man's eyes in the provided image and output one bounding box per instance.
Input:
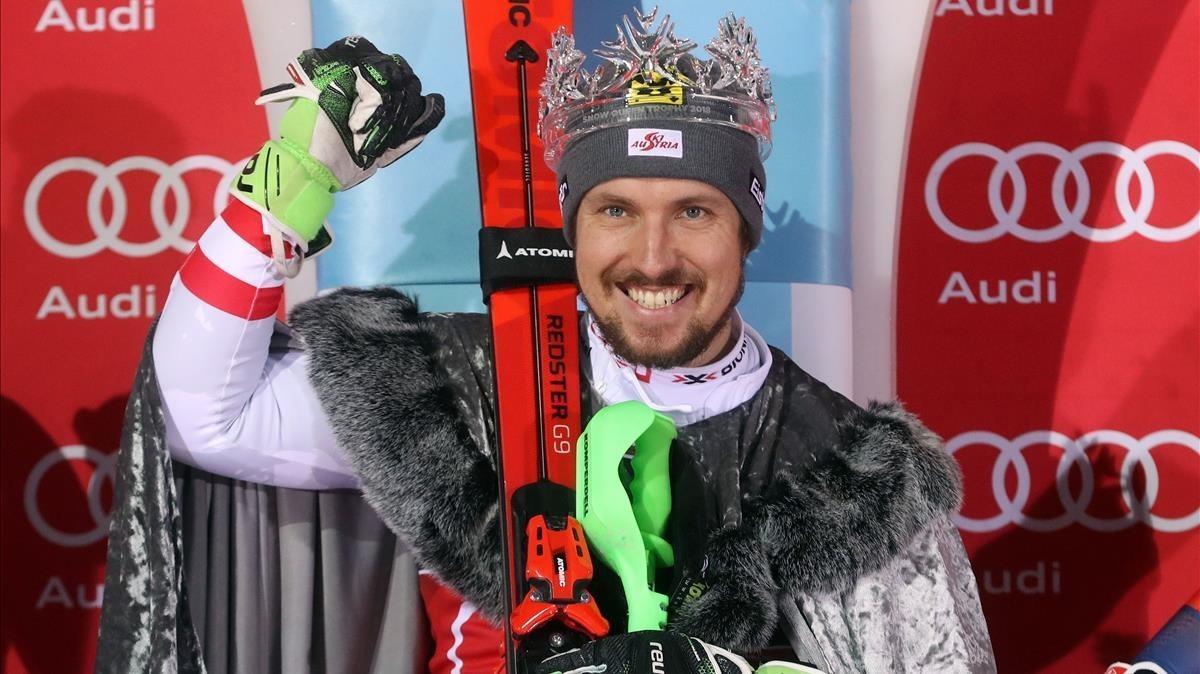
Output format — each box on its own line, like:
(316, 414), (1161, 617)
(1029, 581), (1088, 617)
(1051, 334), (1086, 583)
(598, 205), (709, 219)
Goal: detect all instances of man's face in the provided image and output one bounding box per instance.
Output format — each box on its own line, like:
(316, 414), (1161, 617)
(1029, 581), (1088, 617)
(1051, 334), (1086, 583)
(574, 177), (746, 368)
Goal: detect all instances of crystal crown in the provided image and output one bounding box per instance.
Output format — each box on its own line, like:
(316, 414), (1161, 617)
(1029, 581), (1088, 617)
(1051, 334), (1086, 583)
(538, 7), (776, 169)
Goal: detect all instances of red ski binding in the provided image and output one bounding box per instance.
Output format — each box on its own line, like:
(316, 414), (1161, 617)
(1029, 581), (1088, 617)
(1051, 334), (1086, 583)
(511, 515), (609, 639)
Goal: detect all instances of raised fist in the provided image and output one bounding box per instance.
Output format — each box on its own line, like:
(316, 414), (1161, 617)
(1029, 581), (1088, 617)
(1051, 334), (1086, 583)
(231, 36), (445, 263)
(259, 35), (446, 189)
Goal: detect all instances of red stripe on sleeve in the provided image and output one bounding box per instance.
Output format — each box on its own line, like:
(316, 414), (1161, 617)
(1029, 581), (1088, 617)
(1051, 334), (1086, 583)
(221, 199), (293, 258)
(179, 247), (282, 320)
(419, 576), (454, 674)
(418, 575), (504, 674)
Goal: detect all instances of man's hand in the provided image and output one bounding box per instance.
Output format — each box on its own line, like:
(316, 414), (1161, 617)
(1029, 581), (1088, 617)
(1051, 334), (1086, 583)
(232, 35), (444, 267)
(534, 631), (826, 674)
(260, 35), (445, 189)
(535, 631), (753, 674)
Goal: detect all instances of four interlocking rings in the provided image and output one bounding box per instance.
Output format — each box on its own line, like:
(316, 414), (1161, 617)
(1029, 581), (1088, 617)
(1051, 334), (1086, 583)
(24, 155), (242, 258)
(947, 429), (1200, 533)
(20, 432), (1199, 544)
(925, 141), (1200, 243)
(23, 445), (117, 547)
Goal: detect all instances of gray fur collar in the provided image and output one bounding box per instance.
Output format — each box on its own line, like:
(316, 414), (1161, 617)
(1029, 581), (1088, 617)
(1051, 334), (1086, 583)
(290, 287), (962, 651)
(670, 400), (963, 649)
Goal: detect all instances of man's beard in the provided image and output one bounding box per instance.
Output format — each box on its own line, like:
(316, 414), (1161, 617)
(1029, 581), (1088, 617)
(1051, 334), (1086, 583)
(585, 268), (745, 369)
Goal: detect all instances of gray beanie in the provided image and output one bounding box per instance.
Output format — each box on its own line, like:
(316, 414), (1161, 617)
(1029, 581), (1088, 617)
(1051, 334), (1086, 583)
(555, 110), (766, 250)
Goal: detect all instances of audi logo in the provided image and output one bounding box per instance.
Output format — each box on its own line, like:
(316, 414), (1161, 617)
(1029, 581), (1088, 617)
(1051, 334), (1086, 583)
(24, 445), (116, 547)
(925, 141), (1199, 243)
(948, 429), (1199, 534)
(24, 155), (244, 258)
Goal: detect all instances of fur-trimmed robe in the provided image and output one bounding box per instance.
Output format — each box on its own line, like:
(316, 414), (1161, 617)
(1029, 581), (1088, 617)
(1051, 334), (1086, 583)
(289, 288), (996, 673)
(96, 287), (995, 673)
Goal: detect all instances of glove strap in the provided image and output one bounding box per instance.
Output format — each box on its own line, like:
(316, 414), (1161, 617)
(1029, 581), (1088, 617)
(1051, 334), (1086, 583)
(267, 225), (303, 279)
(232, 139), (338, 244)
(756, 662), (827, 674)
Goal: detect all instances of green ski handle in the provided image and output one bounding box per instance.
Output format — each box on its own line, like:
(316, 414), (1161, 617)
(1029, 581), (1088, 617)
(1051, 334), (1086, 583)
(629, 409), (675, 567)
(577, 401), (676, 632)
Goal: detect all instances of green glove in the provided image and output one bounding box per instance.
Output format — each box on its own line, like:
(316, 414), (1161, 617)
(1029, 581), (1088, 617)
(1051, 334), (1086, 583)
(231, 35), (445, 269)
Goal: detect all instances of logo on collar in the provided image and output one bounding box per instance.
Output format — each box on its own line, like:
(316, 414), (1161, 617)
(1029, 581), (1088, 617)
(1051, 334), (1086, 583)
(672, 373), (718, 385)
(668, 338), (749, 384)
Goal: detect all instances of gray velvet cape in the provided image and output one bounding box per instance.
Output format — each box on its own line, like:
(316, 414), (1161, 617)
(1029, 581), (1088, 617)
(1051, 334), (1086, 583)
(97, 288), (996, 673)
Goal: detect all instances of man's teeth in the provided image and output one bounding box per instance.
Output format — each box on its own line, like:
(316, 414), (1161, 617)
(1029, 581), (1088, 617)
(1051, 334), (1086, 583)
(626, 286), (685, 309)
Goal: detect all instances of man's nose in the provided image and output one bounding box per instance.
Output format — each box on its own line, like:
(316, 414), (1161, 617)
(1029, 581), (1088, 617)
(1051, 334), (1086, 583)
(628, 217), (676, 279)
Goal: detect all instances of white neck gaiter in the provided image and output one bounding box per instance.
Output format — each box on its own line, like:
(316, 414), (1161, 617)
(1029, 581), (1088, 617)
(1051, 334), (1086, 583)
(586, 312), (773, 427)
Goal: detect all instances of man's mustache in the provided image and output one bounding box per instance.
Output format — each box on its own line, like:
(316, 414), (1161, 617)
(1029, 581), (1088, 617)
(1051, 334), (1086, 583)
(601, 268), (705, 289)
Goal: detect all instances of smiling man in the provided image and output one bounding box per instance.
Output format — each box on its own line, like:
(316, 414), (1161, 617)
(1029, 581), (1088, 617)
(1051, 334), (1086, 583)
(99, 12), (995, 674)
(576, 177), (747, 369)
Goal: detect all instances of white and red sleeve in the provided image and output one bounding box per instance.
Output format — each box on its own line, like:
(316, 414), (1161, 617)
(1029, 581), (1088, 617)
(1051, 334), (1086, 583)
(153, 199), (358, 490)
(419, 573), (505, 674)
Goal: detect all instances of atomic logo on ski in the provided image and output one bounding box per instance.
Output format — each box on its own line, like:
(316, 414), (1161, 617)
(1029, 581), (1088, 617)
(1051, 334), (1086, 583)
(495, 240), (574, 260)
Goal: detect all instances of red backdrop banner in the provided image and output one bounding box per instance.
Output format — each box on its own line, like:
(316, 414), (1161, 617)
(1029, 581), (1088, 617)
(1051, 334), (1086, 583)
(0, 0), (267, 670)
(898, 0), (1199, 671)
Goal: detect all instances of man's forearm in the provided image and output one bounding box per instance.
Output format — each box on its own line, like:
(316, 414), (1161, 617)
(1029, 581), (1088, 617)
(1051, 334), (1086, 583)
(152, 199), (356, 489)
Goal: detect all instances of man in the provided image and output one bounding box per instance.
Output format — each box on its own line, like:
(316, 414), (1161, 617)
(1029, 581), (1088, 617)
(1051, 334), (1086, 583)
(99, 13), (995, 674)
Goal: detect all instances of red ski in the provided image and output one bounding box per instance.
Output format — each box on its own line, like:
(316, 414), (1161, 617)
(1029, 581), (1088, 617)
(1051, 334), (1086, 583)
(462, 2), (608, 671)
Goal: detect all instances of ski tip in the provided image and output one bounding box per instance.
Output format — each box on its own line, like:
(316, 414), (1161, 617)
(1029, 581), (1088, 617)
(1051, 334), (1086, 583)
(505, 40), (539, 64)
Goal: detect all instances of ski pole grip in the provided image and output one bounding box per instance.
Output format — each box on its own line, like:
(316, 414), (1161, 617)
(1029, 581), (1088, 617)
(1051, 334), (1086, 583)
(576, 401), (677, 632)
(629, 416), (674, 567)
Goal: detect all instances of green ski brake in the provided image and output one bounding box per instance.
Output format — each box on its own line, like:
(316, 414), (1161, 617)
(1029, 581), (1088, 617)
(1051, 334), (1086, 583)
(576, 401), (677, 632)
